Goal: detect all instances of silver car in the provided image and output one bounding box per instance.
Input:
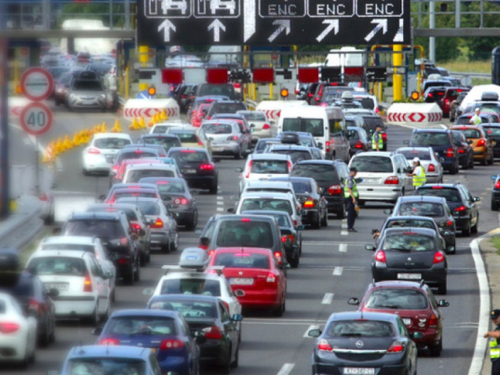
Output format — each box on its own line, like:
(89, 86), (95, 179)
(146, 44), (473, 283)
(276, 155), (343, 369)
(237, 110), (274, 142)
(66, 70), (107, 111)
(201, 120), (250, 159)
(395, 147), (444, 184)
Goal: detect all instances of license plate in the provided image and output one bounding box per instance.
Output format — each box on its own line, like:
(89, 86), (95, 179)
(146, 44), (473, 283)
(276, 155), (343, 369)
(45, 283), (68, 291)
(106, 155), (114, 163)
(362, 178), (379, 184)
(183, 169), (196, 174)
(344, 368), (375, 375)
(212, 147), (223, 151)
(397, 273), (422, 280)
(229, 278), (254, 285)
(402, 318), (412, 326)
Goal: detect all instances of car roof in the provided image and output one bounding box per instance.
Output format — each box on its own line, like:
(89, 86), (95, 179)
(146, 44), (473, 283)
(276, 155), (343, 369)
(218, 214), (276, 222)
(139, 177), (185, 184)
(352, 151), (393, 157)
(68, 345), (153, 359)
(249, 153), (291, 161)
(29, 249), (90, 259)
(110, 309), (179, 318)
(116, 197), (162, 204)
(397, 195), (447, 203)
(127, 163), (176, 170)
(269, 176), (315, 184)
(140, 134), (180, 139)
(241, 210), (292, 221)
(69, 212), (122, 220)
(328, 311), (399, 322)
(168, 147), (208, 154)
(382, 227), (438, 236)
(244, 181), (293, 188)
(162, 271), (223, 280)
(294, 159), (337, 166)
(214, 247), (273, 255)
(111, 183), (158, 190)
(418, 183), (461, 189)
(413, 128), (450, 133)
(149, 294), (220, 304)
(87, 203), (139, 211)
(93, 133), (131, 140)
(42, 236), (96, 245)
(239, 192), (293, 199)
(385, 215), (435, 222)
(269, 145), (311, 151)
(201, 120), (238, 126)
(370, 280), (428, 290)
(396, 147), (432, 152)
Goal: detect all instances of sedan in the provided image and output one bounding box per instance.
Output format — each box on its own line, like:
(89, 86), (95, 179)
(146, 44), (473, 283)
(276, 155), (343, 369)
(147, 295), (242, 371)
(366, 227), (448, 294)
(395, 147), (444, 184)
(201, 120), (250, 159)
(308, 311), (418, 375)
(451, 130), (475, 169)
(82, 133), (132, 175)
(237, 110), (273, 142)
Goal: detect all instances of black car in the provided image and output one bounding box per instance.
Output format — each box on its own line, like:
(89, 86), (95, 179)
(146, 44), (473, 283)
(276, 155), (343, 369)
(408, 129), (459, 174)
(147, 294), (242, 370)
(166, 148), (218, 194)
(174, 84), (198, 113)
(414, 183), (480, 236)
(241, 210), (302, 268)
(61, 212), (140, 285)
(194, 83), (237, 100)
(253, 138), (281, 154)
(269, 176), (328, 229)
(424, 86), (447, 103)
(366, 227), (448, 294)
(139, 177), (198, 230)
(482, 123), (500, 158)
(137, 134), (182, 154)
(451, 130), (474, 169)
(449, 91), (468, 122)
(291, 160), (349, 219)
(308, 311), (418, 375)
(347, 126), (370, 156)
(205, 100), (248, 120)
(491, 173), (500, 211)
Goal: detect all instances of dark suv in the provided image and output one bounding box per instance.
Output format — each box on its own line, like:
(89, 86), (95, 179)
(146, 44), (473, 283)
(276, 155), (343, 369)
(205, 100), (247, 120)
(408, 129), (459, 174)
(414, 183), (480, 236)
(290, 159), (349, 218)
(195, 83), (237, 100)
(61, 212), (140, 285)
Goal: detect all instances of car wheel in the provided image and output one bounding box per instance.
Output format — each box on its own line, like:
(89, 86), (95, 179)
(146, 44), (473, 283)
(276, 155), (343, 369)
(313, 213), (321, 229)
(449, 165), (458, 175)
(461, 160), (469, 170)
(231, 344), (239, 368)
(481, 157), (487, 166)
(462, 225), (471, 237)
(234, 147), (242, 159)
(88, 304), (99, 326)
(101, 301), (110, 322)
(110, 287), (116, 302)
(492, 198), (499, 211)
(139, 251), (146, 267)
(321, 211), (328, 227)
(437, 280), (447, 295)
(209, 181), (218, 195)
(469, 156), (475, 169)
(273, 298), (285, 317)
(44, 209), (55, 225)
(134, 260), (141, 282)
(186, 210), (198, 231)
(162, 241), (171, 254)
(219, 346), (232, 374)
(357, 200), (365, 207)
(489, 154), (495, 165)
(124, 267), (134, 285)
(82, 168), (90, 176)
(337, 205), (346, 219)
(38, 324), (50, 348)
(146, 246), (151, 263)
(471, 216), (479, 234)
(429, 338), (442, 357)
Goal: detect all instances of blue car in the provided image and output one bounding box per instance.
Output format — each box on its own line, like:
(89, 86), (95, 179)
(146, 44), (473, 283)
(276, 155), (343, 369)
(52, 345), (161, 375)
(93, 309), (201, 375)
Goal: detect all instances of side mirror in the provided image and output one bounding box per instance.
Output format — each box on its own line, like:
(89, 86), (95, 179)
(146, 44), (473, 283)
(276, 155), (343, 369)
(383, 209), (392, 214)
(474, 196), (480, 202)
(235, 167), (243, 173)
(250, 123), (255, 128)
(365, 245), (375, 251)
(300, 209), (306, 215)
(48, 288), (59, 298)
(438, 299), (450, 307)
(199, 237), (210, 247)
(98, 194), (106, 202)
(91, 326), (103, 336)
(317, 142), (323, 150)
(308, 328), (322, 338)
(137, 228), (146, 236)
(347, 297), (360, 305)
(297, 225), (305, 231)
(440, 157), (445, 163)
(227, 208), (235, 213)
(270, 121), (275, 126)
(403, 140), (410, 145)
(468, 140), (473, 144)
(492, 175), (498, 181)
(232, 313), (243, 322)
(142, 287), (154, 296)
(411, 331), (424, 340)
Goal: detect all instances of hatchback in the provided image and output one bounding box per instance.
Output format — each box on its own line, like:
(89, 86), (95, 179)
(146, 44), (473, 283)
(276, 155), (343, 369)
(237, 110), (273, 141)
(347, 126), (370, 156)
(200, 120), (250, 159)
(237, 153), (292, 193)
(82, 133), (132, 175)
(408, 129), (459, 174)
(449, 125), (494, 165)
(451, 130), (475, 169)
(395, 147), (444, 183)
(482, 123), (500, 158)
(122, 163), (180, 183)
(206, 100), (247, 119)
(111, 147), (161, 177)
(137, 134), (182, 154)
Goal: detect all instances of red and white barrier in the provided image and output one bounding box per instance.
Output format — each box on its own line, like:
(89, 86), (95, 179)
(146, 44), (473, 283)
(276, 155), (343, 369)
(9, 97), (31, 118)
(123, 98), (180, 120)
(256, 100), (308, 122)
(387, 103), (443, 127)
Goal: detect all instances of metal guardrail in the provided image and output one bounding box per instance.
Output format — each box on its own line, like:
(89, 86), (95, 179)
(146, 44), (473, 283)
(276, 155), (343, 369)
(450, 71), (490, 79)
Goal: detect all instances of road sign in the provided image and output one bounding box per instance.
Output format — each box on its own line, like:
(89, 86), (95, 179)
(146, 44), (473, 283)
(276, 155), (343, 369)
(20, 102), (53, 136)
(20, 67), (54, 102)
(137, 0), (411, 46)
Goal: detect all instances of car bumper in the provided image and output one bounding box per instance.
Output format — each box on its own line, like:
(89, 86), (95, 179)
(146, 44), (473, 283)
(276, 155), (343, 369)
(211, 143), (240, 155)
(170, 210), (195, 225)
(69, 97), (106, 109)
(251, 129), (273, 141)
(325, 196), (343, 213)
(199, 340), (226, 363)
(372, 267), (447, 285)
(357, 185), (403, 202)
(453, 215), (472, 231)
(158, 354), (190, 374)
(230, 288), (281, 309)
(492, 190), (500, 203)
(184, 175), (216, 189)
(473, 147), (487, 160)
(301, 209), (321, 224)
(312, 353), (407, 375)
(52, 296), (97, 316)
(410, 327), (441, 347)
(439, 157), (457, 170)
(425, 173), (442, 183)
(83, 154), (113, 172)
(150, 231), (170, 247)
(0, 333), (29, 361)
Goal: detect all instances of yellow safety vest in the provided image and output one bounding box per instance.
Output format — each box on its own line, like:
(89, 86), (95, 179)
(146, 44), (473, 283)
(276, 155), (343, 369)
(413, 165), (426, 187)
(344, 178), (359, 198)
(372, 132), (383, 150)
(491, 336), (500, 360)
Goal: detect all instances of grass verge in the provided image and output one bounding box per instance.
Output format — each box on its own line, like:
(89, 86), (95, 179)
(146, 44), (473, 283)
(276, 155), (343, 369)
(490, 236), (500, 256)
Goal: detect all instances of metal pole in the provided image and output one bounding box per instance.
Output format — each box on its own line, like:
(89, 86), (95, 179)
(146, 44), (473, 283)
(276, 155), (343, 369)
(110, 0), (114, 29)
(0, 1), (9, 219)
(35, 138), (40, 197)
(480, 0), (484, 28)
(455, 0), (460, 28)
(125, 0), (131, 29)
(429, 0), (435, 62)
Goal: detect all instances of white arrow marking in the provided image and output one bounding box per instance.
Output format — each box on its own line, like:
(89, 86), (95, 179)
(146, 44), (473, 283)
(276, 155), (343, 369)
(243, 0), (256, 42)
(393, 18), (404, 42)
(268, 19), (291, 43)
(158, 19), (176, 42)
(208, 19), (226, 42)
(316, 19), (339, 42)
(364, 18), (388, 42)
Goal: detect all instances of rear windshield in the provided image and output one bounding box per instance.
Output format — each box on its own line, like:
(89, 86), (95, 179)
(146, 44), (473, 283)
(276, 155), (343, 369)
(172, 133), (198, 143)
(455, 117), (472, 125)
(94, 138), (131, 149)
(347, 128), (360, 140)
(365, 289), (429, 310)
(141, 137), (181, 151)
(198, 84), (234, 98)
(117, 151), (157, 164)
(149, 300), (217, 319)
(455, 128), (482, 138)
(270, 149), (312, 163)
(160, 278), (221, 296)
(114, 191), (157, 200)
(240, 199), (292, 215)
(72, 79), (102, 91)
(0, 300), (5, 313)
(4, 277), (33, 298)
(68, 359), (146, 375)
(106, 316), (176, 335)
(210, 103), (246, 114)
(63, 220), (125, 239)
(201, 123), (233, 134)
(398, 202), (444, 217)
(351, 156), (393, 173)
(42, 244), (95, 254)
(126, 169), (174, 182)
(152, 125), (168, 134)
(411, 132), (450, 146)
(383, 234), (436, 251)
(282, 118), (324, 137)
(117, 200), (160, 216)
(169, 151), (208, 163)
(88, 207), (138, 221)
(397, 150), (431, 161)
(363, 117), (384, 129)
(291, 164), (338, 183)
(327, 320), (394, 337)
(291, 181), (313, 194)
(213, 252), (270, 269)
(484, 127), (500, 137)
(28, 257), (87, 276)
(216, 220), (274, 248)
(255, 140), (279, 153)
(386, 219), (435, 230)
(242, 112), (266, 121)
(357, 97), (375, 110)
(250, 160), (289, 174)
(155, 181), (186, 194)
(415, 187), (461, 202)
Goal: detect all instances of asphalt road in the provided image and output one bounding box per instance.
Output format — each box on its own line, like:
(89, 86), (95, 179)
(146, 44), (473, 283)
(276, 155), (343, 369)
(7, 102), (500, 375)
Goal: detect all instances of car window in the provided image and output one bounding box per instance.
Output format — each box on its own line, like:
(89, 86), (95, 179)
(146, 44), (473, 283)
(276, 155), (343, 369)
(154, 181), (186, 195)
(213, 252), (270, 269)
(94, 138), (131, 149)
(172, 132), (198, 143)
(149, 300), (218, 319)
(365, 288), (429, 310)
(282, 118), (324, 137)
(63, 219), (126, 239)
(28, 257), (87, 276)
(6, 276), (34, 298)
(484, 126), (500, 137)
(386, 219), (435, 230)
(127, 169), (175, 182)
(291, 163), (338, 183)
(397, 150), (431, 161)
(455, 128), (482, 138)
(216, 220), (274, 248)
(382, 234), (436, 251)
(68, 358), (148, 375)
(169, 150), (209, 163)
(398, 202), (444, 217)
(351, 155), (393, 173)
(116, 151), (157, 164)
(397, 317), (411, 337)
(90, 257), (103, 278)
(327, 320), (394, 337)
(411, 132), (450, 146)
(160, 278), (221, 296)
(240, 198), (292, 215)
(202, 123), (233, 134)
(88, 207), (138, 221)
(415, 187), (461, 202)
(250, 160), (289, 174)
(141, 137), (181, 151)
(106, 316), (176, 335)
(242, 112), (266, 121)
(347, 128), (360, 140)
(271, 149), (312, 163)
(219, 301), (231, 322)
(72, 79), (102, 91)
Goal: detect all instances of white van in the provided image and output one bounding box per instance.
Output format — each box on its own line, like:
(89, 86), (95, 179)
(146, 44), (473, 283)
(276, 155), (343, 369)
(256, 100), (308, 126)
(277, 106), (348, 160)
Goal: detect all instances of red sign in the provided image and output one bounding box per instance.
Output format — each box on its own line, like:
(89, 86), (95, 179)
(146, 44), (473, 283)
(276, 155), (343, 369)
(206, 69), (228, 84)
(20, 67), (54, 102)
(162, 69), (183, 84)
(298, 68), (319, 84)
(252, 68), (274, 84)
(20, 102), (53, 136)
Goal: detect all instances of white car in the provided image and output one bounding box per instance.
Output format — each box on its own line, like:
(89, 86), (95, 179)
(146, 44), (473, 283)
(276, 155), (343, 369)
(150, 122), (189, 134)
(82, 133), (132, 175)
(26, 250), (112, 324)
(237, 110), (274, 142)
(210, 0), (236, 14)
(36, 236), (117, 301)
(0, 292), (37, 366)
(238, 153), (292, 193)
(122, 163), (181, 183)
(241, 181), (298, 205)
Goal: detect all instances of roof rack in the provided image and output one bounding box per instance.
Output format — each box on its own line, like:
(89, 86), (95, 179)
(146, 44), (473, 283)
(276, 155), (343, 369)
(161, 265), (225, 276)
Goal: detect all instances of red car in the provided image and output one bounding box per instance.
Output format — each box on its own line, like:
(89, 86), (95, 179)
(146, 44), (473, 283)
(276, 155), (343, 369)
(348, 280), (449, 356)
(190, 103), (211, 128)
(208, 247), (287, 316)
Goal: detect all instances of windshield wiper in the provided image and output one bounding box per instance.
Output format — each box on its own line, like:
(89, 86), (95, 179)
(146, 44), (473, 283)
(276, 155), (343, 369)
(386, 247), (411, 252)
(340, 333), (362, 337)
(378, 304), (401, 309)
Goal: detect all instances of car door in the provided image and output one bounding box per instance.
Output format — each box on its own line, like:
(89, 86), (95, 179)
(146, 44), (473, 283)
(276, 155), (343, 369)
(460, 186), (479, 226)
(89, 256), (108, 314)
(396, 155), (412, 192)
(96, 240), (116, 290)
(219, 301), (238, 350)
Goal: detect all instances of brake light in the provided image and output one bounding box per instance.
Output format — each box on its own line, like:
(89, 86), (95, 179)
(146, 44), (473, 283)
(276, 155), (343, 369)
(384, 176), (399, 185)
(429, 313), (438, 327)
(174, 198), (189, 205)
(455, 205), (466, 212)
(281, 234), (295, 243)
(433, 251), (445, 264)
(0, 323), (20, 334)
(375, 250), (386, 263)
(428, 164), (435, 172)
(202, 326), (222, 339)
(446, 220), (453, 226)
(241, 218), (251, 222)
(431, 186), (442, 189)
(327, 185), (342, 195)
(318, 339), (333, 351)
(99, 338), (120, 345)
(135, 150), (143, 154)
(263, 124), (271, 129)
(131, 223), (141, 231)
(245, 161), (252, 178)
(495, 182), (500, 189)
(288, 161), (292, 171)
(382, 133), (387, 141)
(266, 272), (276, 283)
(160, 339), (185, 349)
(387, 341), (405, 353)
(87, 148), (100, 154)
(227, 135), (239, 141)
(200, 164), (214, 171)
(119, 258), (130, 264)
(477, 139), (486, 147)
(354, 141), (364, 149)
(303, 199), (315, 208)
(445, 148), (454, 158)
(181, 150), (196, 153)
(458, 149), (465, 154)
(198, 141), (204, 146)
(29, 299), (41, 314)
(207, 249), (213, 255)
(150, 218), (164, 228)
(274, 251), (282, 265)
(375, 107), (380, 114)
(325, 141), (330, 152)
(83, 274), (92, 292)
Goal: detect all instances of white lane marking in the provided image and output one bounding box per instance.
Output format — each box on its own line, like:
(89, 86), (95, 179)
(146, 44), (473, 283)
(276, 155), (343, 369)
(440, 124), (448, 129)
(339, 243), (347, 252)
(217, 196), (223, 200)
(341, 229), (348, 236)
(467, 239), (491, 375)
(303, 325), (319, 338)
(333, 266), (343, 276)
(277, 363), (295, 375)
(216, 207), (224, 212)
(322, 293), (334, 304)
(341, 219), (348, 229)
(217, 201), (224, 205)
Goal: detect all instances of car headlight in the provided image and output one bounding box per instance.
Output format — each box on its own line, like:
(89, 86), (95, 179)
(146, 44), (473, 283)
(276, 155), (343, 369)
(69, 94), (75, 100)
(100, 93), (106, 99)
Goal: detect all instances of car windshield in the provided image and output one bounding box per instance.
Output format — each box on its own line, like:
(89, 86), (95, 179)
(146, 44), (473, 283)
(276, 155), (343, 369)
(382, 234), (436, 251)
(282, 118), (324, 137)
(88, 207), (138, 221)
(94, 138), (131, 149)
(240, 199), (292, 215)
(455, 128), (482, 138)
(357, 97), (375, 110)
(67, 358), (146, 375)
(291, 164), (337, 183)
(149, 300), (217, 319)
(411, 132), (450, 146)
(114, 191), (157, 200)
(213, 252), (271, 269)
(241, 112), (266, 121)
(63, 220), (125, 239)
(116, 151), (157, 164)
(210, 103), (246, 114)
(72, 79), (102, 91)
(106, 316), (175, 335)
(365, 289), (429, 310)
(127, 169), (174, 182)
(201, 123), (233, 134)
(399, 202), (445, 216)
(415, 187), (461, 202)
(170, 151), (208, 163)
(363, 117), (384, 130)
(397, 150), (431, 161)
(0, 300), (5, 313)
(216, 220), (274, 248)
(160, 278), (221, 296)
(250, 160), (289, 174)
(141, 137), (181, 151)
(271, 150), (312, 163)
(327, 320), (394, 337)
(386, 219), (435, 230)
(351, 156), (393, 173)
(199, 84), (234, 97)
(28, 257), (86, 276)
(483, 127), (500, 137)
(171, 133), (198, 143)
(155, 181), (185, 194)
(42, 244), (95, 253)
(117, 200), (160, 216)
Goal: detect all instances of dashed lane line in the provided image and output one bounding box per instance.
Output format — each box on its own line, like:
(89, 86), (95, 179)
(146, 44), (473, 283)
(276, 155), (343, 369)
(322, 293), (334, 304)
(333, 266), (343, 276)
(339, 243), (347, 252)
(277, 363), (295, 375)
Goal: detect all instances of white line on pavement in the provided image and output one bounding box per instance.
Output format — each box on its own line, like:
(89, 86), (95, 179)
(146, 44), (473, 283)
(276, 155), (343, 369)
(277, 363), (295, 375)
(498, 213), (500, 227)
(303, 325), (319, 338)
(216, 207), (224, 212)
(333, 266), (343, 276)
(341, 219), (347, 229)
(217, 201), (224, 205)
(217, 196), (223, 200)
(341, 229), (348, 236)
(322, 293), (334, 304)
(339, 243), (347, 252)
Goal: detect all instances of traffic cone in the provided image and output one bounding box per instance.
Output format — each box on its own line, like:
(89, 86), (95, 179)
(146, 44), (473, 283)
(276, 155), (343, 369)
(160, 109), (167, 121)
(55, 138), (64, 154)
(63, 135), (73, 151)
(139, 117), (146, 129)
(101, 122), (107, 133)
(112, 119), (122, 133)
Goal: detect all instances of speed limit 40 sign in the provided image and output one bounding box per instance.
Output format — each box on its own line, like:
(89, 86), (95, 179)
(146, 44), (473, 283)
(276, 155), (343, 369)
(20, 102), (53, 136)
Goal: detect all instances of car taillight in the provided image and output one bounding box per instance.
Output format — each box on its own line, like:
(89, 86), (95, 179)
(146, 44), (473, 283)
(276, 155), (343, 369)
(428, 164), (435, 172)
(174, 198), (189, 205)
(303, 199), (315, 208)
(327, 185), (342, 195)
(266, 272), (276, 283)
(0, 322), (20, 334)
(83, 274), (92, 292)
(308, 93), (313, 98)
(200, 164), (214, 171)
(375, 107), (380, 114)
(160, 339), (185, 349)
(387, 341), (405, 353)
(245, 161), (252, 178)
(495, 182), (500, 189)
(325, 141), (330, 152)
(150, 218), (164, 228)
(207, 249), (214, 256)
(131, 223), (141, 231)
(446, 220), (453, 226)
(433, 251), (445, 264)
(429, 313), (438, 327)
(29, 299), (41, 314)
(227, 135), (239, 141)
(263, 124), (271, 129)
(99, 338), (120, 345)
(87, 148), (100, 154)
(274, 251), (282, 265)
(455, 205), (466, 212)
(198, 141), (204, 146)
(354, 141), (364, 149)
(458, 149), (465, 154)
(477, 139), (486, 147)
(39, 193), (48, 201)
(446, 148), (454, 157)
(202, 326), (222, 339)
(288, 161), (292, 171)
(118, 258), (130, 264)
(375, 250), (386, 263)
(381, 133), (387, 141)
(317, 339), (333, 351)
(281, 234), (295, 243)
(384, 176), (399, 185)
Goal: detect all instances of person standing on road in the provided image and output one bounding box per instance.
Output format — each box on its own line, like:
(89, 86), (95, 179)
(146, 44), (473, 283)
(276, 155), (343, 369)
(483, 309), (500, 375)
(407, 157), (426, 188)
(372, 125), (384, 151)
(344, 167), (359, 233)
(470, 108), (482, 125)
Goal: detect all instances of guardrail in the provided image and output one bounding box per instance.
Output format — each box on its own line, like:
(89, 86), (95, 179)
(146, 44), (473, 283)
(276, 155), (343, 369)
(450, 71), (491, 85)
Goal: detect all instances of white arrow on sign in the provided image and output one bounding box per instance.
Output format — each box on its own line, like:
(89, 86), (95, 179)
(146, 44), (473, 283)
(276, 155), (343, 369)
(243, 0), (256, 42)
(208, 19), (226, 42)
(268, 20), (291, 43)
(393, 19), (404, 42)
(364, 18), (388, 42)
(316, 20), (339, 42)
(158, 19), (176, 42)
